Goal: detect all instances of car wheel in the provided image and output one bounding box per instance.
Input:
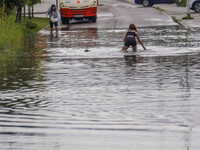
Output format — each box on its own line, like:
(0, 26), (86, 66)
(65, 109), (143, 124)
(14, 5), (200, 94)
(142, 0), (150, 7)
(194, 1), (200, 13)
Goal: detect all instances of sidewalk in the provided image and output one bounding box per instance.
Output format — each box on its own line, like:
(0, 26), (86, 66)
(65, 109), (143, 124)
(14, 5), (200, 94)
(154, 3), (200, 28)
(33, 0), (55, 17)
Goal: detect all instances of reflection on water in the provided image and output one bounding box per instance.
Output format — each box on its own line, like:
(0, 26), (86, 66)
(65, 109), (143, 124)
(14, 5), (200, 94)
(43, 28), (98, 49)
(0, 35), (48, 92)
(1, 26), (200, 150)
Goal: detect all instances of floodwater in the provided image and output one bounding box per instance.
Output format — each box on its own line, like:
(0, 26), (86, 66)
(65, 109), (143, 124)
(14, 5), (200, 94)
(0, 26), (200, 150)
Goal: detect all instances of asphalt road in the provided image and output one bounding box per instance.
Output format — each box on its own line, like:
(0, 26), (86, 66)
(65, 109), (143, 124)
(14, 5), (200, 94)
(60, 0), (177, 29)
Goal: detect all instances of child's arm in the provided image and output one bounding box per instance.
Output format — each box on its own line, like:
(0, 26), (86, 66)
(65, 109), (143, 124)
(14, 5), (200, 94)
(123, 31), (127, 42)
(136, 32), (146, 50)
(46, 7), (51, 18)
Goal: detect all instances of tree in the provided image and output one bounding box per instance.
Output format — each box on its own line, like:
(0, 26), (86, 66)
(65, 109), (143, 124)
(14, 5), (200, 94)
(0, 0), (41, 21)
(28, 0), (42, 18)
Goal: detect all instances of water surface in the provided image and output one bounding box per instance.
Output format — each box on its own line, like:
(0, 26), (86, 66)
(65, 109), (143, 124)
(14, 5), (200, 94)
(0, 26), (200, 150)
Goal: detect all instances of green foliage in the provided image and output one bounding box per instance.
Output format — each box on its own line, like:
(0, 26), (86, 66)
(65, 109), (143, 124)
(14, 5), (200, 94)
(0, 13), (49, 48)
(26, 20), (38, 29)
(25, 17), (49, 34)
(0, 13), (26, 48)
(30, 0), (42, 6)
(0, 0), (42, 14)
(175, 0), (186, 7)
(0, 0), (47, 47)
(155, 7), (165, 11)
(171, 16), (179, 24)
(182, 15), (194, 20)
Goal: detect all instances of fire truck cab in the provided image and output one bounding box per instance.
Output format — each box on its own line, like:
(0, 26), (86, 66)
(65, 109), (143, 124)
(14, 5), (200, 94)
(60, 0), (98, 24)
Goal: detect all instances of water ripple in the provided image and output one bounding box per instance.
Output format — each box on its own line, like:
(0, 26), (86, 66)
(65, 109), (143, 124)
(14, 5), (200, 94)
(1, 26), (200, 150)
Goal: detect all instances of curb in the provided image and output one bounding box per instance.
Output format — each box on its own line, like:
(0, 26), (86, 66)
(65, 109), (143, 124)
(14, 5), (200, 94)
(152, 6), (188, 29)
(153, 6), (165, 12)
(41, 24), (50, 31)
(171, 16), (188, 29)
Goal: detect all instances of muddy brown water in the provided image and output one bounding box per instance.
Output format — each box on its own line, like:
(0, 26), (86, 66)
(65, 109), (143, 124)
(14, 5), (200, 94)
(0, 26), (200, 150)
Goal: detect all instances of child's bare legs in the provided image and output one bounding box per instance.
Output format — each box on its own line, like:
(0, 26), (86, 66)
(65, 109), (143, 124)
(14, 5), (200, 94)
(122, 46), (129, 51)
(132, 46), (137, 52)
(51, 23), (58, 37)
(56, 26), (58, 37)
(51, 27), (54, 37)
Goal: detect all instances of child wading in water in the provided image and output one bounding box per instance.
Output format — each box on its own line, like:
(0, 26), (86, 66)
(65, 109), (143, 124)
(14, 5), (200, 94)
(47, 4), (60, 37)
(122, 24), (146, 52)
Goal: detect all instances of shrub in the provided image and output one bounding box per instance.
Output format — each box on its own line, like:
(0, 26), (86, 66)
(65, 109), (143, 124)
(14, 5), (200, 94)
(26, 20), (38, 29)
(176, 0), (186, 7)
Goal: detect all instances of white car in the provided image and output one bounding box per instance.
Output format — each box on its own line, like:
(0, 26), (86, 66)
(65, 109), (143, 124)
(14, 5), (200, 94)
(190, 0), (200, 12)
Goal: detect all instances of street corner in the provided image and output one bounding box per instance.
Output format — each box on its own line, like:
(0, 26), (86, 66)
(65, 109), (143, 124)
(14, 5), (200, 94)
(153, 3), (200, 28)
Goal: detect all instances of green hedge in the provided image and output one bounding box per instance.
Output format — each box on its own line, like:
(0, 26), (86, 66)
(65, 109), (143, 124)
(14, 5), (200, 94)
(25, 17), (49, 34)
(26, 20), (38, 30)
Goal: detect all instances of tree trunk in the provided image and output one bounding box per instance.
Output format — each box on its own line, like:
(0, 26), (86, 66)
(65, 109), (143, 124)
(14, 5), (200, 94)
(19, 5), (22, 21)
(24, 5), (26, 20)
(16, 8), (19, 22)
(32, 6), (34, 18)
(2, 0), (5, 14)
(28, 5), (31, 19)
(16, 5), (22, 22)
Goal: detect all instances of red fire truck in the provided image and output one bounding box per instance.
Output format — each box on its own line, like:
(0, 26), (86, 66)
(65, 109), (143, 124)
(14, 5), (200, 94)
(60, 0), (98, 24)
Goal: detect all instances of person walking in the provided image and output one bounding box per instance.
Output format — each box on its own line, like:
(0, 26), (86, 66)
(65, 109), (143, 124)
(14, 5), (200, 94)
(47, 4), (60, 37)
(122, 24), (146, 52)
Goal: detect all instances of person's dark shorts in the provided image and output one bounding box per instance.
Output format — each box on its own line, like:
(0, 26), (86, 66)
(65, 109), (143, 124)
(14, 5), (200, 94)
(124, 40), (136, 47)
(50, 21), (58, 28)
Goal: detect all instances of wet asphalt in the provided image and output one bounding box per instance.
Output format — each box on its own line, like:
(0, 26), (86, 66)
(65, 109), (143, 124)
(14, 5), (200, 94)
(34, 0), (177, 29)
(59, 0), (177, 29)
(1, 1), (200, 150)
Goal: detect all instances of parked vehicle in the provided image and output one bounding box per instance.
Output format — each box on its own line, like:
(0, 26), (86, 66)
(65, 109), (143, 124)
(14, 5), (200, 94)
(190, 0), (200, 12)
(59, 0), (98, 24)
(135, 0), (174, 7)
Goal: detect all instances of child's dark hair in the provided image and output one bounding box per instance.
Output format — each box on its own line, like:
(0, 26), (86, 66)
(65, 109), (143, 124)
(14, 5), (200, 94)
(129, 24), (137, 32)
(51, 4), (56, 9)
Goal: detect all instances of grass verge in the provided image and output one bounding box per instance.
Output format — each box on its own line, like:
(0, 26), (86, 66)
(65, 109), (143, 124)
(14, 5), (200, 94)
(171, 16), (188, 29)
(155, 7), (165, 12)
(171, 16), (180, 24)
(0, 14), (49, 48)
(25, 17), (49, 34)
(182, 15), (194, 20)
(0, 14), (25, 47)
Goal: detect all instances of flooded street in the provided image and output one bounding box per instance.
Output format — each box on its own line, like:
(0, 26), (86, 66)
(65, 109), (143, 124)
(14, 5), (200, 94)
(1, 25), (200, 150)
